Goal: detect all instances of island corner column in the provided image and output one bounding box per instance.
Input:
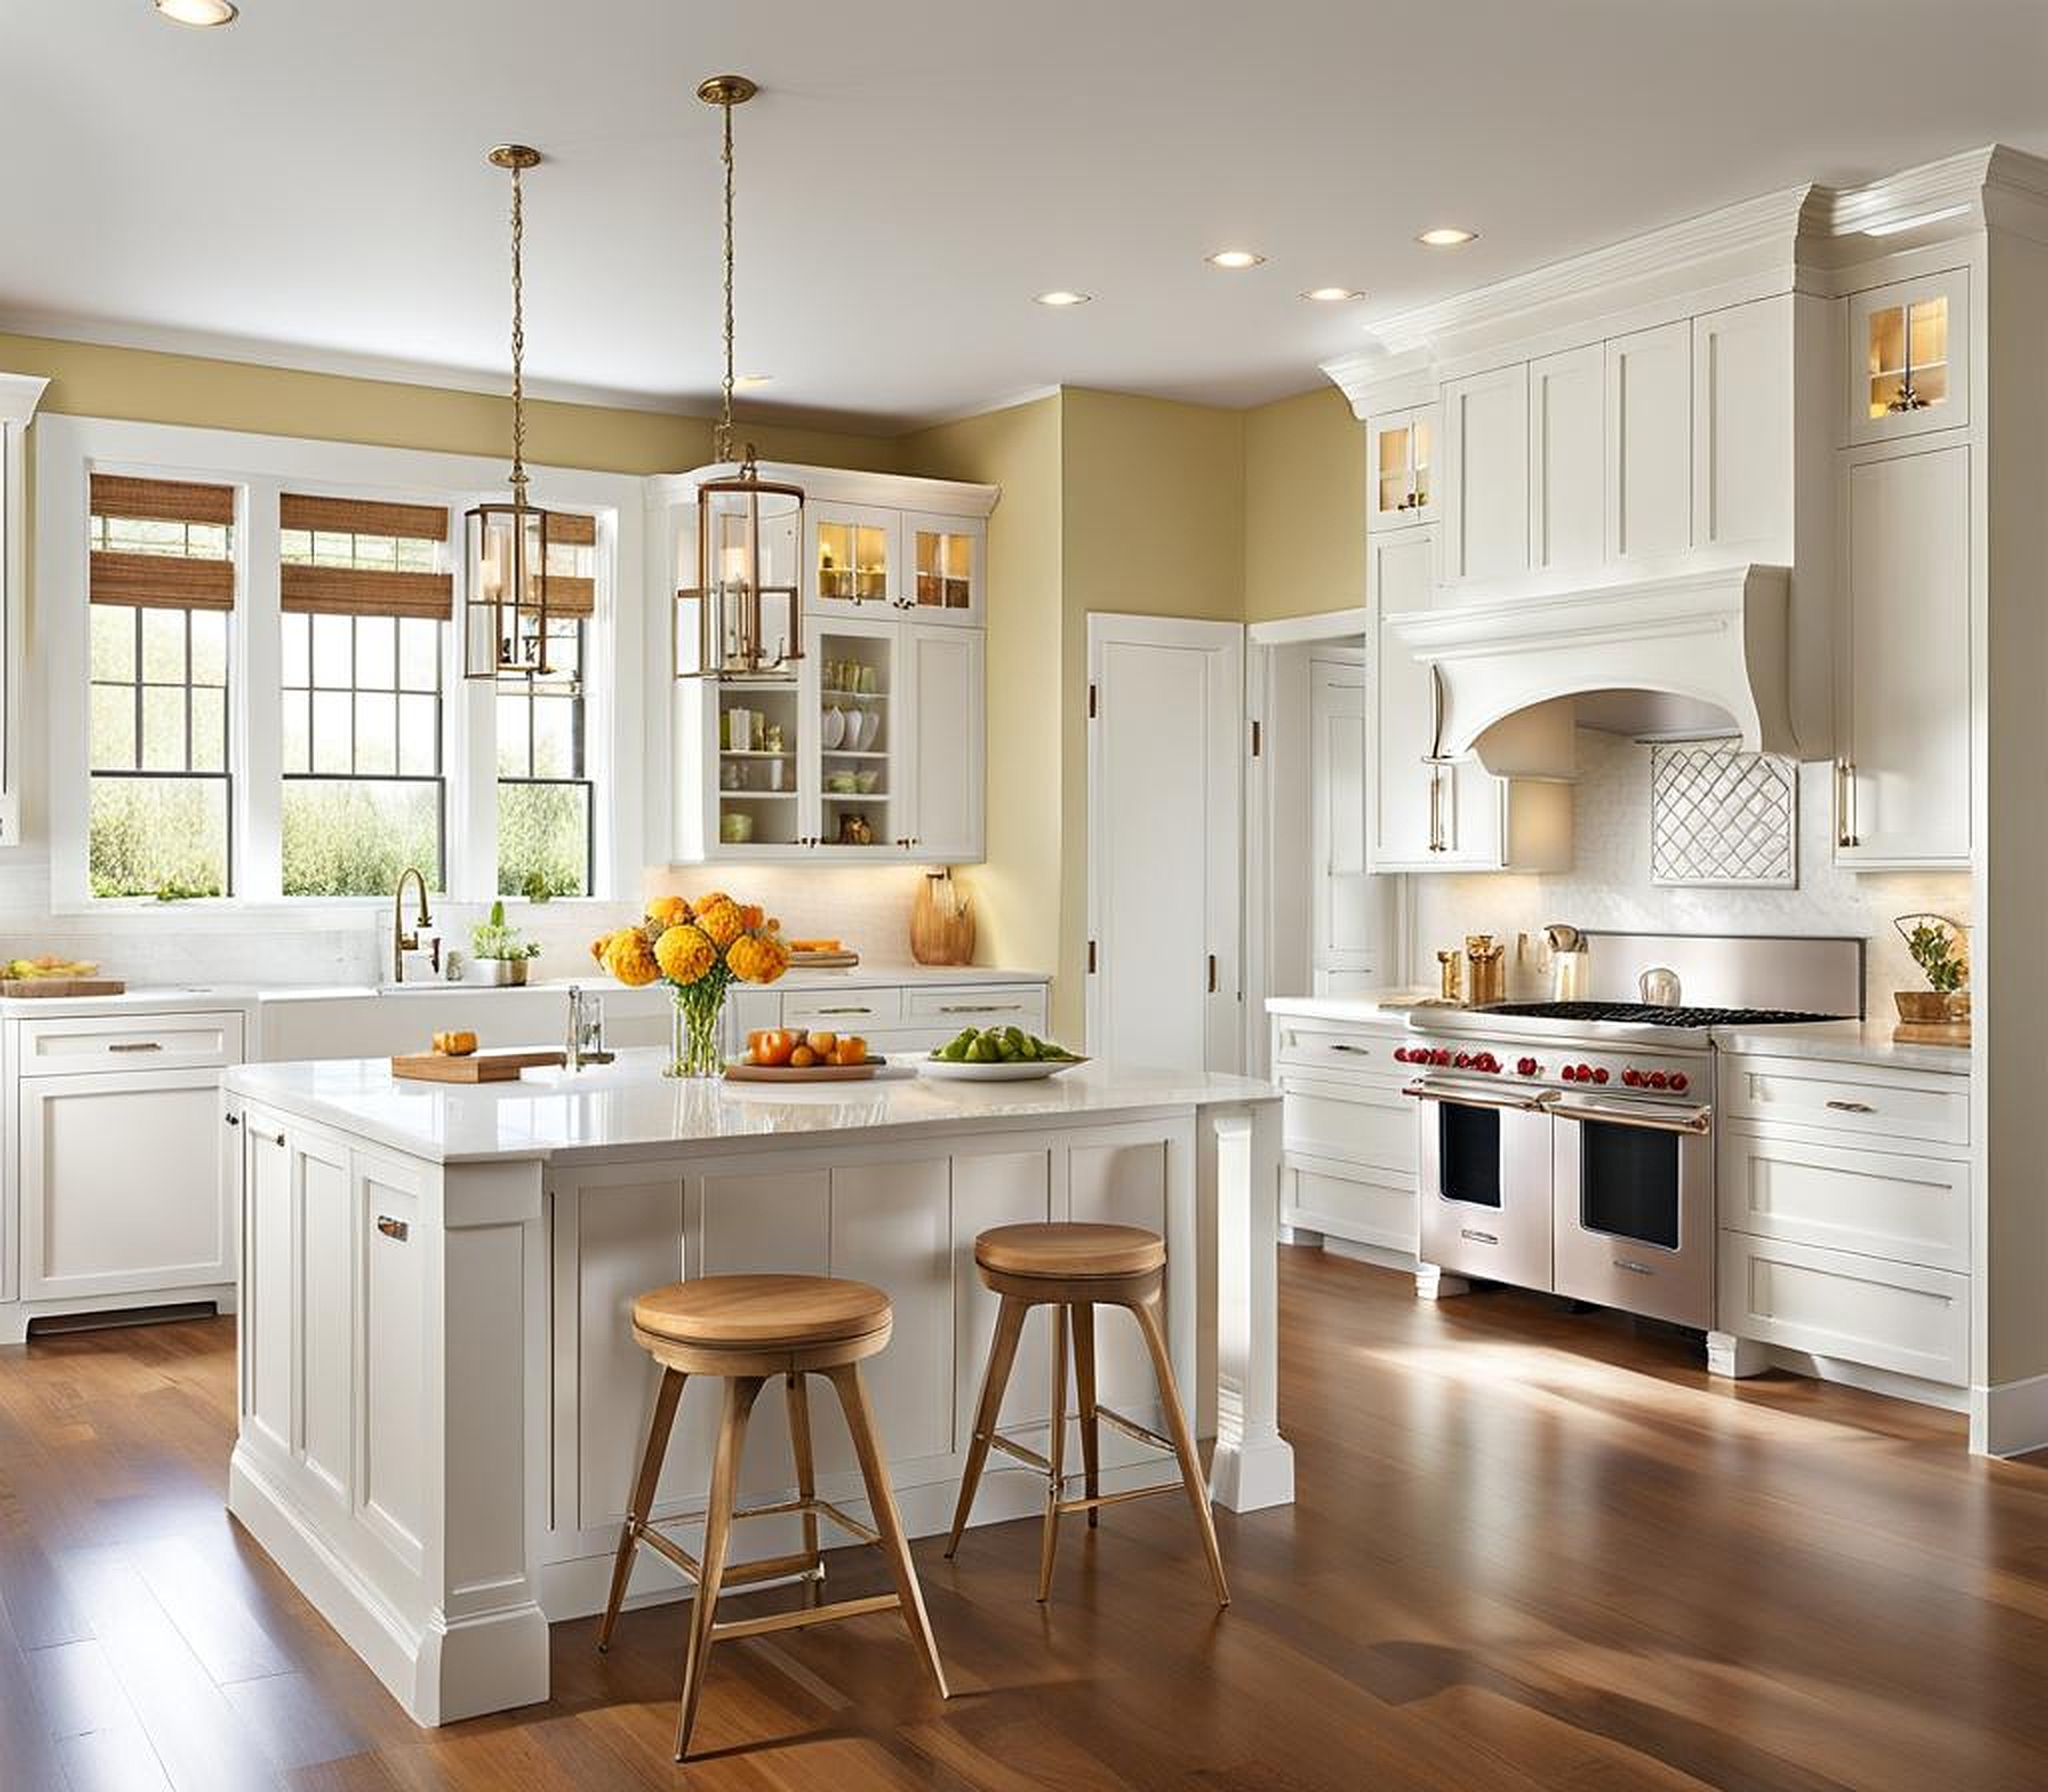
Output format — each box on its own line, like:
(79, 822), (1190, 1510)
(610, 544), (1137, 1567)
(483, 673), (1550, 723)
(1203, 1098), (1296, 1512)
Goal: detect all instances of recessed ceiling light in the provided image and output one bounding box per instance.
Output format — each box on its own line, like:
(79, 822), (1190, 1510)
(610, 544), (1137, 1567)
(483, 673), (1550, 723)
(1034, 290), (1092, 307)
(153, 0), (239, 24)
(1206, 249), (1267, 270)
(1301, 286), (1365, 303)
(1417, 226), (1478, 247)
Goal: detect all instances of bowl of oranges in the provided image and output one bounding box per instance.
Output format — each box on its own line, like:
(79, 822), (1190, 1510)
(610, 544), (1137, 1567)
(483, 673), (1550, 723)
(726, 1028), (880, 1082)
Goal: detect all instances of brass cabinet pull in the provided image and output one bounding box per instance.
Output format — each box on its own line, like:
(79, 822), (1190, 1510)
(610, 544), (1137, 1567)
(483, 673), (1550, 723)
(1825, 1098), (1876, 1114)
(108, 1040), (164, 1053)
(811, 1005), (873, 1016)
(1427, 768), (1442, 853)
(939, 1003), (1023, 1015)
(376, 1215), (409, 1242)
(1207, 953), (1220, 995)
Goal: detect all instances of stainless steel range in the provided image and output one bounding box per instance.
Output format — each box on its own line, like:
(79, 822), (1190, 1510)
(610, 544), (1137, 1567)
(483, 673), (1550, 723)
(1401, 932), (1864, 1336)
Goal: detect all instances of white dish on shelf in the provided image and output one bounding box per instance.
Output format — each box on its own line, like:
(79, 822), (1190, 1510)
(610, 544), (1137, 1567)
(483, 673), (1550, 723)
(821, 707), (846, 749)
(917, 1055), (1089, 1082)
(858, 707), (882, 751)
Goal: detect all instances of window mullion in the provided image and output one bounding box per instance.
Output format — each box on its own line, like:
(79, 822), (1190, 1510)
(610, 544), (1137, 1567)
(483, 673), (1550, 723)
(239, 475), (285, 901)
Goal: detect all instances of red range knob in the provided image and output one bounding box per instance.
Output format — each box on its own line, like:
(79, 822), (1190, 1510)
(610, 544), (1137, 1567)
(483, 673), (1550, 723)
(1517, 1057), (1538, 1077)
(1649, 1070), (1670, 1090)
(1592, 1067), (1610, 1085)
(1622, 1068), (1642, 1088)
(1434, 1049), (1452, 1066)
(1670, 1072), (1689, 1093)
(1561, 1064), (1577, 1081)
(1477, 1052), (1499, 1073)
(1453, 1052), (1472, 1069)
(1393, 1046), (1411, 1063)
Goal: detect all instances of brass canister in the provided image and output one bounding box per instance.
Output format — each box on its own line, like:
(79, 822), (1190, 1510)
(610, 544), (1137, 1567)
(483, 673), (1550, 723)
(1436, 949), (1464, 1003)
(1465, 934), (1507, 1007)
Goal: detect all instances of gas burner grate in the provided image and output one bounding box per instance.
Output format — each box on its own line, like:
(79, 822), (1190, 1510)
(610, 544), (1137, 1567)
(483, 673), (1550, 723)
(1478, 1001), (1842, 1028)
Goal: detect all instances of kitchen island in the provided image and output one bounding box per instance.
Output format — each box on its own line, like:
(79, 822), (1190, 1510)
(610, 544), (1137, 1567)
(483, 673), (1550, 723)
(219, 1050), (1288, 1726)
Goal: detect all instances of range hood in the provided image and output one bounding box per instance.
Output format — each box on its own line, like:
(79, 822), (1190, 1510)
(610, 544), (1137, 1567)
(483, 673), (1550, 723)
(1388, 564), (1797, 774)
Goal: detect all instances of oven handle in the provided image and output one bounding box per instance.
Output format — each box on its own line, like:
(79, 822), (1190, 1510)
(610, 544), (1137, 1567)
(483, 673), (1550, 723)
(1402, 1078), (1559, 1116)
(1553, 1097), (1713, 1136)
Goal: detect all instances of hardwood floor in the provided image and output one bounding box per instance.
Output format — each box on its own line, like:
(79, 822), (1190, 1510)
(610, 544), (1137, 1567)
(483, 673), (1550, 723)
(4, 1248), (2047, 1789)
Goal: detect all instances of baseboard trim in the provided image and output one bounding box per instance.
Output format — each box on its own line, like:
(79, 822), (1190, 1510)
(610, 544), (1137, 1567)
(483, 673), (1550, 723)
(1971, 1372), (2048, 1457)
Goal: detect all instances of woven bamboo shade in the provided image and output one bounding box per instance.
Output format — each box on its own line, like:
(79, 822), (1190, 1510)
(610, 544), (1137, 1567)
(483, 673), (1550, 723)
(281, 566), (455, 620)
(88, 551), (234, 610)
(89, 474), (234, 527)
(550, 512), (598, 548)
(279, 493), (450, 541)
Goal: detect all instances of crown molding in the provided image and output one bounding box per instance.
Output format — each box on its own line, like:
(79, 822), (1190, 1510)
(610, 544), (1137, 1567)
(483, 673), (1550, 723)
(0, 372), (51, 427)
(646, 460), (999, 518)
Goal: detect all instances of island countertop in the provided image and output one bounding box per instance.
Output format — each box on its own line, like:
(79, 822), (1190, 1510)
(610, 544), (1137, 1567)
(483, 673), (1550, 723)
(223, 1049), (1278, 1165)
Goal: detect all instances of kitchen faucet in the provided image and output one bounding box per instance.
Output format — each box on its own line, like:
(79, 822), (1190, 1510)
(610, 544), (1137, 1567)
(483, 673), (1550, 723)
(393, 867), (436, 984)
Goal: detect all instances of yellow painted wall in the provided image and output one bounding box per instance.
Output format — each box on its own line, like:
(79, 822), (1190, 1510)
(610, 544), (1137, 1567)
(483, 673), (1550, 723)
(897, 395), (1065, 1010)
(1243, 383), (1364, 622)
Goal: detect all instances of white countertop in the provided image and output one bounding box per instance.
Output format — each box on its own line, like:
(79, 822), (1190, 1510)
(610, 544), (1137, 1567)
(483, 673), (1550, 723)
(223, 1049), (1276, 1165)
(1710, 1019), (1972, 1075)
(1265, 991), (1436, 1023)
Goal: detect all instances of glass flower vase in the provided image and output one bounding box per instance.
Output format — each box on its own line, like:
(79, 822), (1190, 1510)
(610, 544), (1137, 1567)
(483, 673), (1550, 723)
(666, 975), (729, 1078)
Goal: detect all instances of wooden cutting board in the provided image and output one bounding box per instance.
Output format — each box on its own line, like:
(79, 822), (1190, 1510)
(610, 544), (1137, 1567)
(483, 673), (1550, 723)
(391, 1049), (567, 1084)
(723, 1058), (885, 1084)
(0, 978), (127, 998)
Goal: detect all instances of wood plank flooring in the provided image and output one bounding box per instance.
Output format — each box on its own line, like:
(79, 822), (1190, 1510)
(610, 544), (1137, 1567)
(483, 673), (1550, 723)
(3, 1248), (2047, 1789)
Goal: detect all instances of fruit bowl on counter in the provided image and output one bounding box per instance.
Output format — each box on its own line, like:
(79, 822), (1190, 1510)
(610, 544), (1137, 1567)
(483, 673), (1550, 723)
(0, 957), (123, 996)
(726, 1026), (885, 1083)
(919, 1025), (1087, 1082)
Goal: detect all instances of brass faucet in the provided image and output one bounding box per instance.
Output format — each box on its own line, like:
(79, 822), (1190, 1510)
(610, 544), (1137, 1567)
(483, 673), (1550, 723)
(393, 867), (435, 983)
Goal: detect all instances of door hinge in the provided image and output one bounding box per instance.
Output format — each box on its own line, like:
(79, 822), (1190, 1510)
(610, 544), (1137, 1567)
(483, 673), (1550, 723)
(1088, 682), (1098, 719)
(1086, 939), (1098, 974)
(1249, 718), (1262, 758)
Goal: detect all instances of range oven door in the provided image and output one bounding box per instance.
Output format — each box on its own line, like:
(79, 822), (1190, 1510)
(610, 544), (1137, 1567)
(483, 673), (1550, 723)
(1410, 1078), (1556, 1292)
(1550, 1092), (1714, 1328)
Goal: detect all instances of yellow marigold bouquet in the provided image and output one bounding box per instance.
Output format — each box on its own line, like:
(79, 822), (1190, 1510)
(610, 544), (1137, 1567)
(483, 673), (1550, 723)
(590, 892), (790, 1077)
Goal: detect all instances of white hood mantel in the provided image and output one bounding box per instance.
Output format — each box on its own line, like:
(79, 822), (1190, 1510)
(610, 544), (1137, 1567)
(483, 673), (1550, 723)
(1388, 564), (1796, 771)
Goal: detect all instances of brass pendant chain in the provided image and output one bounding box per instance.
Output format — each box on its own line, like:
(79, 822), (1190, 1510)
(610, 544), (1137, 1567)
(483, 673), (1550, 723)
(509, 158), (529, 506)
(714, 92), (738, 466)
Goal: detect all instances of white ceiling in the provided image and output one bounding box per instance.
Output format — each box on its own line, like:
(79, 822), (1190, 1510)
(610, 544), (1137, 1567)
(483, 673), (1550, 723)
(6, 0), (2048, 432)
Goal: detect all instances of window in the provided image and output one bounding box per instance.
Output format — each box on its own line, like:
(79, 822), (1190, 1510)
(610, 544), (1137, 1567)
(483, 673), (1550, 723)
(87, 475), (234, 897)
(279, 494), (451, 896)
(495, 513), (597, 896)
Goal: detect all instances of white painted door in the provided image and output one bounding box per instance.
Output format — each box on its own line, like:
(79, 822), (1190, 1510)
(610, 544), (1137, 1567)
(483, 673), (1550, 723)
(805, 501), (902, 615)
(1839, 441), (1971, 866)
(1527, 344), (1604, 577)
(1308, 659), (1375, 991)
(1693, 296), (1793, 558)
(1605, 320), (1694, 563)
(1086, 615), (1243, 1072)
(900, 512), (984, 626)
(902, 622), (984, 861)
(1368, 529), (1437, 870)
(18, 1068), (232, 1299)
(1440, 363), (1529, 587)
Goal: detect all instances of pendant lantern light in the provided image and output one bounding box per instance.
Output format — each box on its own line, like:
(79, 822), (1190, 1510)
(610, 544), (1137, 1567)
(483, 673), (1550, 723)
(677, 75), (805, 683)
(465, 144), (562, 680)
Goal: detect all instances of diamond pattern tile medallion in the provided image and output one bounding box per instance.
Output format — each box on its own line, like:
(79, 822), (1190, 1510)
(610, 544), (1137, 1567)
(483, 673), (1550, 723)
(1650, 743), (1797, 887)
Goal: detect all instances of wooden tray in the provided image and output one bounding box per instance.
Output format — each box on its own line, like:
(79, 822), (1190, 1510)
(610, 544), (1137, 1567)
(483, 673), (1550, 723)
(724, 1058), (885, 1084)
(790, 951), (861, 969)
(1891, 1021), (1970, 1047)
(0, 977), (126, 998)
(392, 1049), (567, 1084)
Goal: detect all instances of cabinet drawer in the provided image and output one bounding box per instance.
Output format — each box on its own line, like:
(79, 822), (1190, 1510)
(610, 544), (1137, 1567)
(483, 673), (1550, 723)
(780, 987), (904, 1030)
(1718, 1231), (1968, 1386)
(1720, 1055), (1967, 1145)
(1719, 1127), (1968, 1271)
(902, 985), (1048, 1029)
(1284, 1161), (1416, 1256)
(1272, 1019), (1408, 1079)
(1281, 1076), (1414, 1176)
(17, 1009), (244, 1075)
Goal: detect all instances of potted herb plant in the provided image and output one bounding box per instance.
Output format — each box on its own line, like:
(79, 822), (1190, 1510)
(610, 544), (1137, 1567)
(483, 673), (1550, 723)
(1893, 913), (1969, 1036)
(471, 900), (542, 986)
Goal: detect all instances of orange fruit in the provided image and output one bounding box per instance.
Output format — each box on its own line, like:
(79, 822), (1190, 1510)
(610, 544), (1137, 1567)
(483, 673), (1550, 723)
(808, 1030), (837, 1055)
(790, 1045), (818, 1068)
(834, 1036), (866, 1067)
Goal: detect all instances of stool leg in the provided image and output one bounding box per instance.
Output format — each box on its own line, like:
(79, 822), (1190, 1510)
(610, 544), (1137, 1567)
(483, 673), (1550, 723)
(1129, 1289), (1230, 1608)
(1071, 1301), (1100, 1529)
(827, 1364), (950, 1700)
(785, 1371), (822, 1605)
(675, 1374), (764, 1761)
(598, 1366), (684, 1653)
(1038, 1302), (1068, 1603)
(945, 1293), (1029, 1559)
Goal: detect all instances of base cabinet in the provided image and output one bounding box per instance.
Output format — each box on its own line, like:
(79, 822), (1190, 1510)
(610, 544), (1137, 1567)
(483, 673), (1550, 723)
(1271, 1012), (1418, 1260)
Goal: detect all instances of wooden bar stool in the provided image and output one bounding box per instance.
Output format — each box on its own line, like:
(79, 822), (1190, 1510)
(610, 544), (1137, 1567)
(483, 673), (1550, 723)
(945, 1222), (1229, 1606)
(597, 1273), (949, 1760)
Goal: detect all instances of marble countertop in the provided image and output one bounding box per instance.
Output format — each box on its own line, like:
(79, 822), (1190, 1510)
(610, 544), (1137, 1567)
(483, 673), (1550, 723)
(1710, 1019), (1972, 1075)
(1264, 990), (1436, 1023)
(223, 1049), (1278, 1165)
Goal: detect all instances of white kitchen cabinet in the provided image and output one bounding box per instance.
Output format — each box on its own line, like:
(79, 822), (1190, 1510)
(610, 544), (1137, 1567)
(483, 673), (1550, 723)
(1269, 1011), (1417, 1260)
(1846, 267), (1969, 447)
(809, 611), (904, 856)
(1836, 439), (1971, 866)
(901, 622), (984, 859)
(807, 501), (901, 614)
(1527, 344), (1604, 578)
(1605, 320), (1693, 564)
(727, 978), (1050, 1059)
(1308, 659), (1373, 988)
(18, 1067), (234, 1300)
(1439, 364), (1529, 587)
(901, 512), (985, 626)
(1366, 405), (1438, 529)
(1693, 296), (1794, 558)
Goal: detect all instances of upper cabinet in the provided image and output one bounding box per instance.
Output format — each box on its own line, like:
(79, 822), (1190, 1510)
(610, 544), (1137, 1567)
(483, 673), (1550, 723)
(1527, 345), (1603, 577)
(903, 513), (984, 626)
(1846, 269), (1970, 447)
(1367, 406), (1438, 530)
(1439, 364), (1529, 587)
(1604, 320), (1693, 565)
(809, 502), (901, 614)
(1693, 297), (1794, 558)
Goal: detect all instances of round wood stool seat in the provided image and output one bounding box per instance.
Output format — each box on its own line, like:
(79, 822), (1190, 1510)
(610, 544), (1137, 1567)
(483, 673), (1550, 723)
(635, 1274), (892, 1350)
(974, 1222), (1166, 1283)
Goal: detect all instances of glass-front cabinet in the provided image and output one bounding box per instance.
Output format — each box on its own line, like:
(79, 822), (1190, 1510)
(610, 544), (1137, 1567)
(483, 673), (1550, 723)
(903, 512), (983, 625)
(808, 502), (899, 612)
(1846, 269), (1969, 446)
(809, 616), (900, 853)
(1366, 404), (1438, 528)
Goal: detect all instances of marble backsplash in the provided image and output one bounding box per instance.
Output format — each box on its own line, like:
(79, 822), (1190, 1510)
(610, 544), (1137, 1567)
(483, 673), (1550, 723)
(1408, 730), (1973, 1016)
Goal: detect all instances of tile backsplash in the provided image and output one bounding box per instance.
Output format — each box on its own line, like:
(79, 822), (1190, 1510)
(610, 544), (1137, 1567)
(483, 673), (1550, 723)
(1409, 730), (1972, 1015)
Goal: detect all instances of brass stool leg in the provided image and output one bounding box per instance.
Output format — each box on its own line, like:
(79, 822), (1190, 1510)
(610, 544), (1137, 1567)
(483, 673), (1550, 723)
(675, 1374), (764, 1761)
(827, 1364), (950, 1699)
(1071, 1301), (1100, 1529)
(598, 1366), (685, 1653)
(785, 1372), (823, 1606)
(945, 1293), (1029, 1558)
(1129, 1289), (1230, 1608)
(1038, 1303), (1069, 1602)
